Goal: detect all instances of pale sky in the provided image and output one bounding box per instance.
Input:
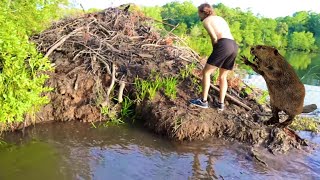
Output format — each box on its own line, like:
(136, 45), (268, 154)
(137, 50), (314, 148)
(74, 0), (320, 18)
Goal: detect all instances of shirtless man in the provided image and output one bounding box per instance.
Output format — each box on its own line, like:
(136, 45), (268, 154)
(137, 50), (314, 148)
(190, 3), (238, 110)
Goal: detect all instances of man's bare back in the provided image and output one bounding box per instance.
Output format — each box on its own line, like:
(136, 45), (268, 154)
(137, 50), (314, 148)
(202, 16), (234, 45)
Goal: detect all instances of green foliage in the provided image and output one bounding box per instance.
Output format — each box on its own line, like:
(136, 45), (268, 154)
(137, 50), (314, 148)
(286, 51), (313, 70)
(160, 1), (198, 33)
(162, 76), (178, 99)
(180, 62), (197, 79)
(135, 72), (181, 101)
(257, 91), (269, 105)
(0, 0), (66, 123)
(120, 96), (134, 120)
(244, 86), (253, 95)
(134, 76), (162, 101)
(289, 117), (319, 132)
(100, 105), (124, 126)
(211, 71), (219, 84)
(141, 6), (164, 29)
(141, 2), (320, 54)
(134, 78), (148, 101)
(289, 31), (316, 51)
(99, 96), (134, 126)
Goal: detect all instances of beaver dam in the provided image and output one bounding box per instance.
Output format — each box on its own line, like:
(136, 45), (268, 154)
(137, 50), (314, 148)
(22, 6), (315, 153)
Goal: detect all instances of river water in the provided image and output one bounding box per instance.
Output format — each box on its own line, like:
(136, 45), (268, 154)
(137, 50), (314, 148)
(0, 51), (319, 180)
(0, 122), (319, 180)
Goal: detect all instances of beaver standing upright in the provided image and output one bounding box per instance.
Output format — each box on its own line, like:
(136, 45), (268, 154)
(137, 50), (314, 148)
(241, 45), (305, 128)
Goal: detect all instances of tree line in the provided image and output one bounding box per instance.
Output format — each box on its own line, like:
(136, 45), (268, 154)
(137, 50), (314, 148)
(142, 2), (320, 56)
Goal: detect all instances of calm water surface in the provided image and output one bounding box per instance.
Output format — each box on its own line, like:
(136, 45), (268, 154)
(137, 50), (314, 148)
(0, 122), (319, 180)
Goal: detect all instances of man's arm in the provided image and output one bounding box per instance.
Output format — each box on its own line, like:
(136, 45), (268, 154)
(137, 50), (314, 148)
(203, 22), (217, 46)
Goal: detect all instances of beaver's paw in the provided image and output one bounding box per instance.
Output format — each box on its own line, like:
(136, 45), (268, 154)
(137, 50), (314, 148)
(240, 55), (250, 65)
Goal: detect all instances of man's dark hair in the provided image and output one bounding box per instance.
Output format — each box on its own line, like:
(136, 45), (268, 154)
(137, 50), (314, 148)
(198, 3), (215, 16)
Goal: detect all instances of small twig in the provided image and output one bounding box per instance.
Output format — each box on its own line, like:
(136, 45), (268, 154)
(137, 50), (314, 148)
(169, 32), (200, 59)
(101, 63), (116, 107)
(80, 3), (85, 13)
(251, 149), (268, 167)
(72, 50), (86, 61)
(105, 41), (121, 53)
(179, 55), (194, 63)
(107, 63), (116, 98)
(45, 27), (84, 58)
(118, 80), (126, 103)
(74, 74), (79, 90)
(167, 23), (180, 36)
(149, 17), (176, 28)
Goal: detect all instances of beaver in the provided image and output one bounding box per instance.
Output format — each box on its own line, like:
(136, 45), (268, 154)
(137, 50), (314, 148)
(241, 45), (306, 128)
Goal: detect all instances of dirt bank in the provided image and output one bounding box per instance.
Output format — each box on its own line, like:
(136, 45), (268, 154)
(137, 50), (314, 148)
(2, 6), (311, 153)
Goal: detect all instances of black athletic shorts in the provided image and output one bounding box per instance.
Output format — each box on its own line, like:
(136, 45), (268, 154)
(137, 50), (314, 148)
(207, 38), (238, 70)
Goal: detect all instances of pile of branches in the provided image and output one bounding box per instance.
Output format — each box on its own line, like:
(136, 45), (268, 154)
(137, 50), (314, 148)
(32, 6), (199, 111)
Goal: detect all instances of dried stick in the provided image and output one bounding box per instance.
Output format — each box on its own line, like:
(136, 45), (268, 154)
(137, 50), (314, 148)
(118, 81), (126, 103)
(179, 55), (194, 63)
(167, 23), (180, 36)
(101, 63), (116, 107)
(44, 27), (84, 58)
(149, 17), (176, 28)
(169, 32), (200, 59)
(107, 63), (116, 97)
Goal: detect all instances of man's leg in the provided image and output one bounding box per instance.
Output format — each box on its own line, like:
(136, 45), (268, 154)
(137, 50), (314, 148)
(202, 64), (217, 101)
(218, 68), (229, 103)
(189, 64), (216, 108)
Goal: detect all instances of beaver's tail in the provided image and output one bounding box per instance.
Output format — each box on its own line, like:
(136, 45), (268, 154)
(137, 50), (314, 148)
(302, 104), (318, 113)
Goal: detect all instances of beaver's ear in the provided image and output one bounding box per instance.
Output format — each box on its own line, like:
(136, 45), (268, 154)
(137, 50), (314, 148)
(274, 49), (279, 56)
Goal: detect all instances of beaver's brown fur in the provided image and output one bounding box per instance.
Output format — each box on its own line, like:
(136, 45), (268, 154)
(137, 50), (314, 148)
(241, 45), (305, 128)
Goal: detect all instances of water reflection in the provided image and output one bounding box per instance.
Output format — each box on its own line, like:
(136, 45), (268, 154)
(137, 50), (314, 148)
(1, 122), (320, 179)
(286, 51), (313, 70)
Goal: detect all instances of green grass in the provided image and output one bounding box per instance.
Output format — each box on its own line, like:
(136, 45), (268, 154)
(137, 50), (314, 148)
(135, 73), (179, 101)
(135, 78), (149, 101)
(100, 105), (124, 126)
(163, 76), (178, 99)
(103, 117), (124, 127)
(120, 96), (134, 120)
(135, 77), (162, 101)
(99, 96), (135, 126)
(180, 62), (197, 79)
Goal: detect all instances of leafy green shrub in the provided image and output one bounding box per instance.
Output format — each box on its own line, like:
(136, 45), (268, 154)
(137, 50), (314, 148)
(0, 0), (66, 123)
(290, 117), (319, 132)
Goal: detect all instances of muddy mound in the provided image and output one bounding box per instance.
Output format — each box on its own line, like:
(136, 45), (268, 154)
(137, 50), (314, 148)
(140, 78), (307, 153)
(31, 6), (309, 153)
(32, 7), (197, 122)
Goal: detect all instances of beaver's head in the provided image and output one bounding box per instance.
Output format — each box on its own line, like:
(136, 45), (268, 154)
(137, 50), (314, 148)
(250, 45), (284, 80)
